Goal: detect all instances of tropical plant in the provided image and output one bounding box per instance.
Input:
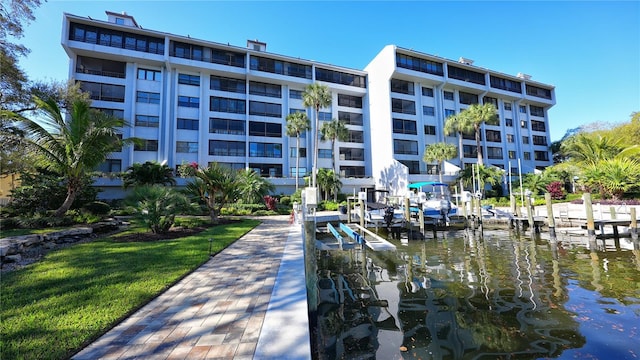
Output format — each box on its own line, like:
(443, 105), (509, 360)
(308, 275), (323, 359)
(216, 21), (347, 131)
(2, 96), (135, 217)
(183, 162), (241, 223)
(560, 133), (624, 165)
(464, 103), (499, 166)
(125, 185), (195, 234)
(285, 112), (310, 191)
(582, 158), (640, 200)
(458, 164), (503, 196)
(320, 118), (349, 174)
(317, 168), (341, 201)
(519, 170), (558, 196)
(302, 83), (332, 188)
(235, 168), (275, 204)
(546, 181), (566, 200)
(121, 161), (176, 189)
(443, 113), (473, 165)
(423, 142), (457, 183)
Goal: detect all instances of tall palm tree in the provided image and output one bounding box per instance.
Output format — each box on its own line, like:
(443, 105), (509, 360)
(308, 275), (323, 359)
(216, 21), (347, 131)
(464, 103), (499, 166)
(444, 112), (474, 166)
(317, 168), (341, 201)
(320, 118), (349, 175)
(423, 142), (457, 183)
(122, 161), (176, 189)
(285, 112), (310, 191)
(302, 83), (332, 188)
(2, 96), (133, 217)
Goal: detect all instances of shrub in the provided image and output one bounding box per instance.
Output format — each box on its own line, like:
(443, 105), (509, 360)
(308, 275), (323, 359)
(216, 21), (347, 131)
(279, 196), (291, 206)
(263, 195), (278, 211)
(124, 185), (196, 234)
(546, 181), (566, 200)
(82, 201), (112, 215)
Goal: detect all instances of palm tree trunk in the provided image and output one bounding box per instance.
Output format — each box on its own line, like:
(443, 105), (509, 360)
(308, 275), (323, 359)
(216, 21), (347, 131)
(331, 140), (336, 175)
(295, 136), (300, 191)
(439, 161), (444, 183)
(475, 125), (484, 166)
(54, 178), (81, 217)
(457, 132), (464, 166)
(312, 108), (319, 188)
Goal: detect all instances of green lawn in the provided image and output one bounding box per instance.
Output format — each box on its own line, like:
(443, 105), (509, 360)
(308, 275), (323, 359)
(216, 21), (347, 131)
(0, 218), (260, 360)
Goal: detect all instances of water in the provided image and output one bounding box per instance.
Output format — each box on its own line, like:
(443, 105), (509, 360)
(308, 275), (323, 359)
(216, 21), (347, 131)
(314, 229), (640, 359)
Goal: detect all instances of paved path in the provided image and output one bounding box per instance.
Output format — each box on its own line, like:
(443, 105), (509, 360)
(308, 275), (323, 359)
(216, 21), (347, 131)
(73, 216), (309, 360)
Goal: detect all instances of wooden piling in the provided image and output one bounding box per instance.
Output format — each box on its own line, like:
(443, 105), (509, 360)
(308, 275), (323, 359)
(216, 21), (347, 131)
(475, 196), (482, 228)
(404, 197), (411, 224)
(584, 193), (596, 239)
(526, 196), (535, 233)
(418, 204), (425, 234)
(545, 193), (556, 239)
(347, 198), (352, 223)
(610, 206), (617, 220)
(359, 199), (365, 229)
(631, 208), (637, 241)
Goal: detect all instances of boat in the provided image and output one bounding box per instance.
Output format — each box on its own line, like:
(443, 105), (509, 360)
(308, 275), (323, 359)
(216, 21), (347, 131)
(363, 202), (405, 229)
(406, 182), (459, 226)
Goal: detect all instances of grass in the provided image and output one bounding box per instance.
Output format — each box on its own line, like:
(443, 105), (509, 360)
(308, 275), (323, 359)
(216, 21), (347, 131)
(0, 218), (260, 360)
(0, 227), (69, 238)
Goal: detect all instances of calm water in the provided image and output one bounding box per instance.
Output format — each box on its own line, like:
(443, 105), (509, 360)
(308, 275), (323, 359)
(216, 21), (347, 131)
(314, 229), (640, 360)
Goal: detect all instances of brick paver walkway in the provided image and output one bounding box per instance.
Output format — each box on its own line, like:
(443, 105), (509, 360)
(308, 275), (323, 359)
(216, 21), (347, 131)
(73, 216), (291, 360)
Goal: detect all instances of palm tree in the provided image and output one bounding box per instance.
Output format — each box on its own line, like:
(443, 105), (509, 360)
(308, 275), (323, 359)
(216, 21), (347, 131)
(235, 168), (275, 203)
(122, 161), (176, 189)
(184, 162), (240, 223)
(320, 118), (349, 175)
(302, 83), (332, 188)
(583, 158), (640, 200)
(520, 170), (558, 196)
(317, 168), (341, 202)
(423, 142), (457, 183)
(444, 112), (474, 166)
(285, 112), (310, 191)
(458, 164), (503, 197)
(2, 96), (133, 217)
(464, 103), (499, 166)
(125, 185), (195, 233)
(560, 133), (624, 165)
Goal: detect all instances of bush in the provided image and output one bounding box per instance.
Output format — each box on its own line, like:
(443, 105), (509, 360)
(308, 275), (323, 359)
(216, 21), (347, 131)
(321, 201), (340, 211)
(263, 195), (278, 211)
(82, 201), (111, 215)
(279, 196), (291, 206)
(546, 181), (566, 200)
(0, 218), (19, 231)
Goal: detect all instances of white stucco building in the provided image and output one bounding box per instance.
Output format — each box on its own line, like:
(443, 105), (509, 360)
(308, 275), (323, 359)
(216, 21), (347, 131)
(60, 11), (555, 199)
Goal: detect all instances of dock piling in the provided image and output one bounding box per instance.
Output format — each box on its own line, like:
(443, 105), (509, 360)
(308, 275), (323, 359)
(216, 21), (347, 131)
(545, 193), (556, 239)
(584, 193), (596, 241)
(631, 208), (638, 241)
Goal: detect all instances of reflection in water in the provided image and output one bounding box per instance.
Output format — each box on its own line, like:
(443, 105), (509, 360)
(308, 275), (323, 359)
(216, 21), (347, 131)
(315, 229), (640, 359)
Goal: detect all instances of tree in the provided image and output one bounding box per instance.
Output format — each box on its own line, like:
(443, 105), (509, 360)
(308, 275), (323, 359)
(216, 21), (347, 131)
(285, 112), (310, 191)
(444, 113), (473, 166)
(2, 96), (134, 217)
(582, 158), (640, 200)
(463, 103), (499, 166)
(320, 118), (349, 175)
(183, 162), (240, 223)
(560, 133), (623, 165)
(423, 142), (457, 183)
(520, 170), (558, 196)
(122, 161), (176, 189)
(302, 83), (332, 188)
(235, 168), (275, 204)
(125, 185), (195, 234)
(317, 168), (341, 202)
(458, 164), (503, 197)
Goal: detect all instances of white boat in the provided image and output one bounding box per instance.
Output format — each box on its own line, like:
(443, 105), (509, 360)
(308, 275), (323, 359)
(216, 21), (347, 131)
(406, 182), (459, 226)
(363, 202), (405, 228)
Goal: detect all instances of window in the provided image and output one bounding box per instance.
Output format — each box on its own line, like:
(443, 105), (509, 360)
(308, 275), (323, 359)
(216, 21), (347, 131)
(338, 111), (363, 126)
(463, 145), (477, 158)
(249, 101), (281, 117)
(315, 68), (366, 88)
(447, 65), (486, 85)
(443, 91), (454, 101)
(290, 89), (303, 99)
(444, 109), (455, 118)
(217, 162), (245, 171)
(178, 74), (200, 86)
(318, 149), (332, 158)
(340, 166), (366, 178)
(347, 130), (364, 143)
(80, 82), (125, 102)
(487, 147), (503, 159)
(505, 118), (513, 127)
(422, 87), (434, 97)
(135, 115), (159, 127)
(209, 118), (245, 135)
(290, 147), (307, 158)
(396, 53), (444, 76)
(338, 94), (363, 108)
(526, 85), (552, 99)
(210, 97), (246, 114)
(250, 163), (283, 177)
(483, 96), (498, 107)
(424, 125), (436, 135)
(459, 91), (479, 105)
(530, 105), (544, 117)
(250, 55), (312, 79)
(519, 105), (527, 113)
(136, 91), (160, 104)
(399, 160), (420, 174)
(393, 119), (417, 135)
(249, 142), (282, 158)
(176, 141), (198, 153)
(70, 22), (164, 54)
(489, 75), (522, 93)
(463, 132), (481, 140)
(521, 120), (528, 128)
(249, 81), (281, 98)
(94, 108), (124, 119)
(522, 136), (530, 144)
(533, 135), (548, 146)
(209, 140), (245, 156)
(524, 152), (531, 160)
(423, 106), (435, 116)
(290, 167), (307, 177)
(535, 150), (550, 161)
(485, 130), (501, 142)
(249, 121), (281, 137)
(178, 96), (199, 108)
(393, 139), (418, 155)
(339, 147), (364, 161)
(211, 48), (245, 68)
(177, 118), (199, 130)
(171, 41), (203, 61)
(391, 98), (416, 115)
(504, 102), (512, 111)
(289, 108), (305, 115)
(134, 139), (158, 151)
(318, 111), (332, 121)
(210, 75), (246, 93)
(137, 68), (161, 81)
(97, 159), (121, 173)
(531, 120), (546, 132)
(508, 150), (516, 159)
(506, 134), (514, 143)
(390, 79), (414, 95)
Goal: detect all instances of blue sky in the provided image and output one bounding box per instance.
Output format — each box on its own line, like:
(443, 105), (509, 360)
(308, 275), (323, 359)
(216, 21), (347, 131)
(17, 1), (640, 141)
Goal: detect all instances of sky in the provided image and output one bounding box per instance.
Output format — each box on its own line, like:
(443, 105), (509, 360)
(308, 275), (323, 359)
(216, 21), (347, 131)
(15, 0), (640, 141)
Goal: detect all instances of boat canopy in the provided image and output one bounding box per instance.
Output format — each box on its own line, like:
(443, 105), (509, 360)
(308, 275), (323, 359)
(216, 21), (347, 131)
(408, 182), (448, 189)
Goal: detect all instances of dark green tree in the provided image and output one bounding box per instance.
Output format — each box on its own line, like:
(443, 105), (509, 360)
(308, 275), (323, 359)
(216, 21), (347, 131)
(122, 161), (176, 189)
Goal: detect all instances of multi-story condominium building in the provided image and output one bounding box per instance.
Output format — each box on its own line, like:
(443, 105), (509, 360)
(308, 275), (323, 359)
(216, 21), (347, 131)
(61, 11), (554, 199)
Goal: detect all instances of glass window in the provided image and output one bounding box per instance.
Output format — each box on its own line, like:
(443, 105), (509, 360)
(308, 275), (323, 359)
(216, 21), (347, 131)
(396, 53), (443, 76)
(178, 96), (199, 108)
(249, 121), (281, 137)
(390, 79), (414, 95)
(135, 115), (159, 127)
(249, 101), (281, 117)
(249, 81), (282, 98)
(504, 102), (512, 111)
(423, 106), (435, 116)
(249, 142), (282, 158)
(519, 105), (527, 113)
(137, 68), (161, 81)
(424, 125), (436, 135)
(485, 130), (501, 142)
(522, 136), (530, 144)
(422, 87), (434, 97)
(338, 94), (363, 108)
(530, 105), (545, 117)
(176, 141), (198, 153)
(210, 97), (246, 114)
(443, 91), (454, 101)
(505, 118), (513, 127)
(391, 98), (416, 115)
(524, 152), (531, 160)
(318, 149), (332, 158)
(444, 109), (455, 118)
(136, 91), (160, 104)
(209, 118), (245, 135)
(393, 119), (417, 135)
(134, 140), (158, 151)
(315, 68), (366, 88)
(210, 75), (246, 93)
(209, 140), (245, 156)
(289, 89), (303, 99)
(459, 92), (479, 105)
(506, 134), (514, 143)
(508, 150), (516, 159)
(177, 118), (199, 130)
(489, 75), (522, 93)
(178, 74), (200, 86)
(393, 139), (418, 155)
(448, 65), (485, 85)
(338, 111), (363, 126)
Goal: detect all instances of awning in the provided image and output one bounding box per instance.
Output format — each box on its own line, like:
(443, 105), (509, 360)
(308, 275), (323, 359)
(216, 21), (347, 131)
(408, 182), (448, 189)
